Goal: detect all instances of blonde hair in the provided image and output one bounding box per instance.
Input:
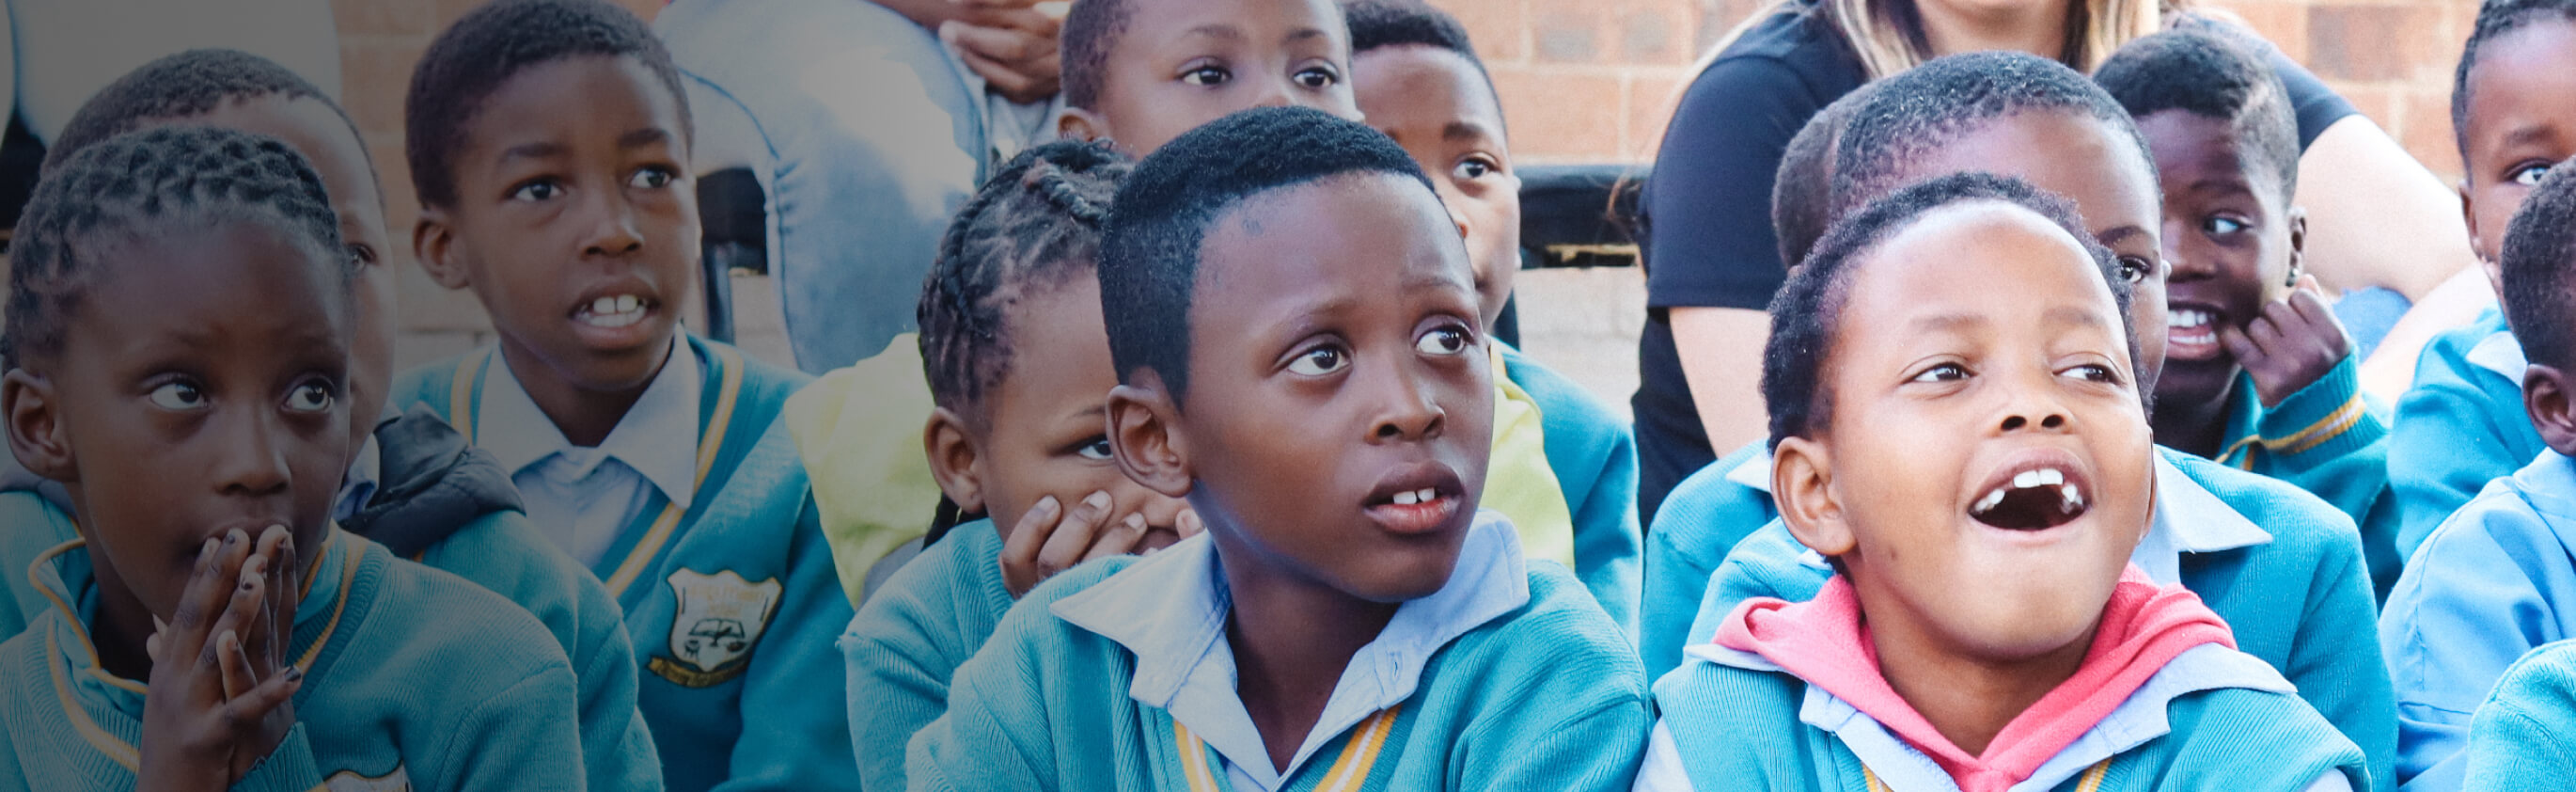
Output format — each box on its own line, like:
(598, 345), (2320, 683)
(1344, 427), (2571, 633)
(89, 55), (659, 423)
(1683, 0), (2172, 86)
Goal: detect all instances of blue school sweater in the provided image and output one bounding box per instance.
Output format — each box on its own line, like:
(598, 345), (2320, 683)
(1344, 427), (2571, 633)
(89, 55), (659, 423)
(1495, 343), (1642, 636)
(1640, 641), (2369, 791)
(2208, 355), (2400, 594)
(2379, 451), (2576, 791)
(2391, 309), (2541, 561)
(0, 530), (585, 791)
(840, 518), (1011, 792)
(2463, 640), (2576, 791)
(1658, 447), (2396, 786)
(395, 334), (856, 792)
(904, 517), (1651, 791)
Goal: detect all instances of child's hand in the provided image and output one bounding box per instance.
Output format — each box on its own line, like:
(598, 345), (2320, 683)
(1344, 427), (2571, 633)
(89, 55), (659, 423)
(938, 7), (1062, 104)
(137, 527), (303, 792)
(2221, 275), (2354, 407)
(998, 491), (1154, 598)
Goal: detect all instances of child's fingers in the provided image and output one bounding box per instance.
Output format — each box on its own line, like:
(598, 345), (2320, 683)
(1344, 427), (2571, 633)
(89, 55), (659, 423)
(257, 526), (296, 674)
(997, 495), (1062, 567)
(199, 558), (265, 673)
(1082, 514), (1152, 564)
(1035, 491), (1116, 575)
(217, 630), (257, 701)
(165, 533), (243, 659)
(2219, 324), (2265, 367)
(2282, 289), (2351, 349)
(1176, 510), (1204, 539)
(217, 666), (300, 733)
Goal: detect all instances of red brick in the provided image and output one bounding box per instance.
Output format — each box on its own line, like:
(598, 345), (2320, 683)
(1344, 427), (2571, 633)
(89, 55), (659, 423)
(2307, 4), (2457, 83)
(1626, 71), (1688, 158)
(1531, 0), (1609, 63)
(1432, 0), (1530, 63)
(331, 0), (434, 36)
(1618, 0), (1700, 63)
(1491, 67), (1626, 161)
(338, 38), (423, 149)
(2397, 88), (2464, 182)
(1696, 0), (1771, 54)
(2207, 1), (2310, 64)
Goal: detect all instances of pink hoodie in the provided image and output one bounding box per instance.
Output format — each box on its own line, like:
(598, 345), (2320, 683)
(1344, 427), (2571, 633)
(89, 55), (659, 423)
(1714, 565), (2236, 792)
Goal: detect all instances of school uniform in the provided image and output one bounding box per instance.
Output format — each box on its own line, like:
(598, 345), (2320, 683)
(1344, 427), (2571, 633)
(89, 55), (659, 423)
(2463, 640), (2576, 791)
(2379, 450), (2576, 791)
(840, 517), (1010, 792)
(0, 521), (586, 791)
(2206, 355), (2401, 594)
(1636, 569), (2369, 792)
(1490, 341), (1642, 636)
(1652, 446), (2395, 785)
(395, 333), (856, 792)
(904, 512), (1651, 791)
(2391, 309), (2541, 561)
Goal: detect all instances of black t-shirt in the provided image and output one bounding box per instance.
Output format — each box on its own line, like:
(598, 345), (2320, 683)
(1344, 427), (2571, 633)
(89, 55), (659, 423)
(1630, 8), (2359, 524)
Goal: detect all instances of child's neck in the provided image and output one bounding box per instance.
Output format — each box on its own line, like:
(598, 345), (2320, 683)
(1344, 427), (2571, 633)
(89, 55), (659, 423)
(86, 558), (158, 681)
(2149, 381), (2236, 460)
(497, 336), (670, 447)
(1867, 606), (2093, 756)
(1219, 548), (1401, 774)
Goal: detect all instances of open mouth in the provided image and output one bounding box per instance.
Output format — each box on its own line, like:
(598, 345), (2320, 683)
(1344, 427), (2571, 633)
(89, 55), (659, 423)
(572, 293), (656, 329)
(1363, 465), (1467, 535)
(1969, 465), (2090, 531)
(2165, 303), (2225, 360)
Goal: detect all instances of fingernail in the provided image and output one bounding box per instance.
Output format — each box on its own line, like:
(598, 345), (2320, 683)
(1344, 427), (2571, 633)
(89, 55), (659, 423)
(1082, 491), (1111, 510)
(1125, 514), (1146, 530)
(227, 529), (245, 545)
(283, 666), (301, 682)
(153, 615), (168, 634)
(1032, 496), (1059, 515)
(244, 556), (267, 578)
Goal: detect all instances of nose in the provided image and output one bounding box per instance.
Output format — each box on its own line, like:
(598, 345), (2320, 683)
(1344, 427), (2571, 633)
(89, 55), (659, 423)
(212, 407), (292, 499)
(2161, 222), (2207, 281)
(1365, 357), (1447, 444)
(1995, 367), (2074, 435)
(580, 187), (644, 259)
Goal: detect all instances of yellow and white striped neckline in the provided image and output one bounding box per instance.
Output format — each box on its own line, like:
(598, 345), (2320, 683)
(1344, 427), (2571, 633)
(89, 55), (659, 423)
(1174, 705), (1402, 792)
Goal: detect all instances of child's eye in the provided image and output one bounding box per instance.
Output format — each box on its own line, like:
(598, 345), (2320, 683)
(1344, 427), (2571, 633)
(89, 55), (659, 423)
(1293, 65), (1338, 89)
(148, 382), (208, 411)
(346, 243), (379, 268)
(508, 179), (564, 202)
(2062, 363), (2122, 384)
(2515, 164), (2554, 186)
(1415, 326), (1472, 356)
(1286, 345), (1348, 375)
(1909, 363), (1970, 383)
(2203, 215), (2250, 235)
(2116, 256), (2156, 285)
(283, 381), (335, 413)
(630, 166), (676, 190)
(1182, 65), (1231, 87)
(1453, 156), (1497, 182)
(1075, 437), (1114, 461)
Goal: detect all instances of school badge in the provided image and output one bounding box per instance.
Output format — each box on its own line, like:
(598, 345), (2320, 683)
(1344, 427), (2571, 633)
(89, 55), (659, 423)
(650, 569), (782, 688)
(323, 766), (411, 792)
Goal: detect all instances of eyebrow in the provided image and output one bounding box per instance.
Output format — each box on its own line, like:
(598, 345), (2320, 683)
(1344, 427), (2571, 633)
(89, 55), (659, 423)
(1283, 27), (1329, 45)
(2496, 124), (2563, 151)
(496, 141), (566, 165)
(1442, 120), (1501, 144)
(1907, 312), (1986, 334)
(2094, 226), (2150, 248)
(619, 128), (674, 149)
(1184, 24), (1244, 41)
(2044, 305), (2113, 330)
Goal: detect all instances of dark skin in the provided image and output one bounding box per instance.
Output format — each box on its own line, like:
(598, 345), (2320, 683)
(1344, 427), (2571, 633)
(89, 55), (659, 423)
(2, 221), (353, 789)
(1105, 173), (1492, 769)
(1352, 43), (1520, 327)
(1056, 0), (1360, 155)
(416, 55), (699, 447)
(2458, 20), (2576, 306)
(1772, 202), (2155, 755)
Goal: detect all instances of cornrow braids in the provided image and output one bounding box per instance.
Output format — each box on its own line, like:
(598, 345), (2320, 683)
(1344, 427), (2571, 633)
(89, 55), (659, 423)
(916, 138), (1134, 422)
(8, 126), (348, 364)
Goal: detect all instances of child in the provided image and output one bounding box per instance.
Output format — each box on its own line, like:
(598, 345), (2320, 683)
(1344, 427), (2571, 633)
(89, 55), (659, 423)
(2381, 159), (2576, 792)
(1057, 0), (1362, 154)
(2462, 640), (2576, 790)
(1639, 55), (2393, 782)
(0, 125), (585, 790)
(2094, 28), (2402, 593)
(0, 47), (662, 792)
(905, 106), (1649, 791)
(1636, 171), (2366, 792)
(392, 2), (852, 790)
(1345, 0), (1642, 633)
(2389, 0), (2576, 560)
(840, 138), (1197, 792)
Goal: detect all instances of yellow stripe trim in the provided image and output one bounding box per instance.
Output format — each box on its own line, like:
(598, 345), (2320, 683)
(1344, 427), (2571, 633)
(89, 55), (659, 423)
(602, 343), (746, 597)
(47, 627), (139, 770)
(2216, 395), (2368, 467)
(27, 539), (146, 695)
(2075, 758), (2112, 792)
(1176, 721), (1222, 792)
(1862, 767), (1890, 792)
(291, 532), (358, 673)
(1316, 705), (1400, 792)
(446, 349), (485, 439)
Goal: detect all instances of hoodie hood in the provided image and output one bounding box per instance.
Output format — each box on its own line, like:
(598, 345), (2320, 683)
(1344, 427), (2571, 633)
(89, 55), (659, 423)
(341, 404), (526, 556)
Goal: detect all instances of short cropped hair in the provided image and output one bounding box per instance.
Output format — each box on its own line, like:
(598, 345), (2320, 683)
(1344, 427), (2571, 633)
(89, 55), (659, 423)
(2503, 157), (2576, 371)
(1060, 0), (1134, 110)
(2095, 27), (2301, 199)
(1774, 84), (1876, 268)
(2455, 0), (2576, 162)
(43, 49), (366, 185)
(1343, 0), (1500, 111)
(918, 139), (1132, 421)
(403, 0), (690, 209)
(1831, 51), (2156, 217)
(1765, 172), (2128, 447)
(1098, 105), (1431, 403)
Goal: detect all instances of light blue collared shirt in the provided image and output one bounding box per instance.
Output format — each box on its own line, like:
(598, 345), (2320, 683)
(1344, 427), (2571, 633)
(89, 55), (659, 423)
(1051, 511), (1532, 792)
(2467, 325), (2529, 382)
(475, 337), (699, 565)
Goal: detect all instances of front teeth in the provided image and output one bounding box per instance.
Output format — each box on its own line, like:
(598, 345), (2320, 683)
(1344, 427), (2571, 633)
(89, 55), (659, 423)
(1390, 487), (1438, 506)
(2169, 309), (2212, 329)
(1972, 467), (2081, 515)
(579, 294), (648, 328)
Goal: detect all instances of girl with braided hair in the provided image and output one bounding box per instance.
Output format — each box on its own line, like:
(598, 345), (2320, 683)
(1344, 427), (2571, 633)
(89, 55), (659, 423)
(0, 125), (586, 791)
(840, 137), (1196, 792)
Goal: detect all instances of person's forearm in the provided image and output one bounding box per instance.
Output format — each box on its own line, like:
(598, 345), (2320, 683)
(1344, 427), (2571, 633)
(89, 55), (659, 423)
(2361, 266), (2496, 403)
(869, 0), (966, 31)
(2296, 117), (2475, 301)
(1671, 307), (1772, 455)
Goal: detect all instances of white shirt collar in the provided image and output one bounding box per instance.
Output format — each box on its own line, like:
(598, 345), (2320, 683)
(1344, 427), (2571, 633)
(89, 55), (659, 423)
(478, 336), (700, 510)
(1723, 447), (2270, 583)
(2469, 326), (2529, 382)
(1052, 511), (1531, 790)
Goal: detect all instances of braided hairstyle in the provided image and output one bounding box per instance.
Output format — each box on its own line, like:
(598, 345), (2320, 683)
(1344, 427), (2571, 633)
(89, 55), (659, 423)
(8, 126), (348, 365)
(917, 138), (1132, 422)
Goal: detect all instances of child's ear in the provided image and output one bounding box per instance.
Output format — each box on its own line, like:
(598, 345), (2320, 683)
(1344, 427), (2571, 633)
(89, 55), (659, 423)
(1104, 371), (1192, 499)
(1770, 436), (1856, 557)
(413, 207), (471, 291)
(921, 407), (986, 514)
(2460, 179), (2485, 261)
(2526, 364), (2576, 456)
(3, 370), (74, 483)
(1057, 107), (1110, 147)
(2284, 206), (2309, 288)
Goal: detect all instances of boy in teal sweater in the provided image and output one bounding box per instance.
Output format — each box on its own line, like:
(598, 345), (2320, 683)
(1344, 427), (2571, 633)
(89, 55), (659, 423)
(0, 125), (585, 791)
(2463, 640), (2576, 790)
(1639, 167), (2365, 792)
(2389, 0), (2576, 560)
(393, 2), (852, 789)
(907, 107), (1649, 791)
(2, 47), (663, 792)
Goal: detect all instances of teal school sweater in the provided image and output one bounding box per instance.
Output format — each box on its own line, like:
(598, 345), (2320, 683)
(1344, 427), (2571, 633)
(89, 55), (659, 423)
(1668, 449), (2396, 787)
(1644, 641), (2370, 791)
(2463, 640), (2576, 792)
(395, 334), (856, 792)
(903, 550), (1651, 791)
(1498, 343), (1643, 636)
(2391, 309), (2541, 561)
(840, 518), (1011, 792)
(0, 531), (584, 791)
(2208, 355), (2400, 595)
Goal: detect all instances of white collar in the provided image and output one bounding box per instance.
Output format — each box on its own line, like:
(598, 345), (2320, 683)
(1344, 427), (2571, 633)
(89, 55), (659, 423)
(1052, 512), (1531, 789)
(478, 336), (700, 510)
(2469, 327), (2530, 382)
(1723, 447), (2270, 583)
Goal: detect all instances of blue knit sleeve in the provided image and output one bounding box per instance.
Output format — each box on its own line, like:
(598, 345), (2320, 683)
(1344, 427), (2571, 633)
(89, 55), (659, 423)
(714, 499), (861, 792)
(1641, 442), (1776, 682)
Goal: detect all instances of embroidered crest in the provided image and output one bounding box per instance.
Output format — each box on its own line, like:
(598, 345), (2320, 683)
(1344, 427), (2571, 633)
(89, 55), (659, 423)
(649, 568), (782, 688)
(323, 766), (411, 792)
